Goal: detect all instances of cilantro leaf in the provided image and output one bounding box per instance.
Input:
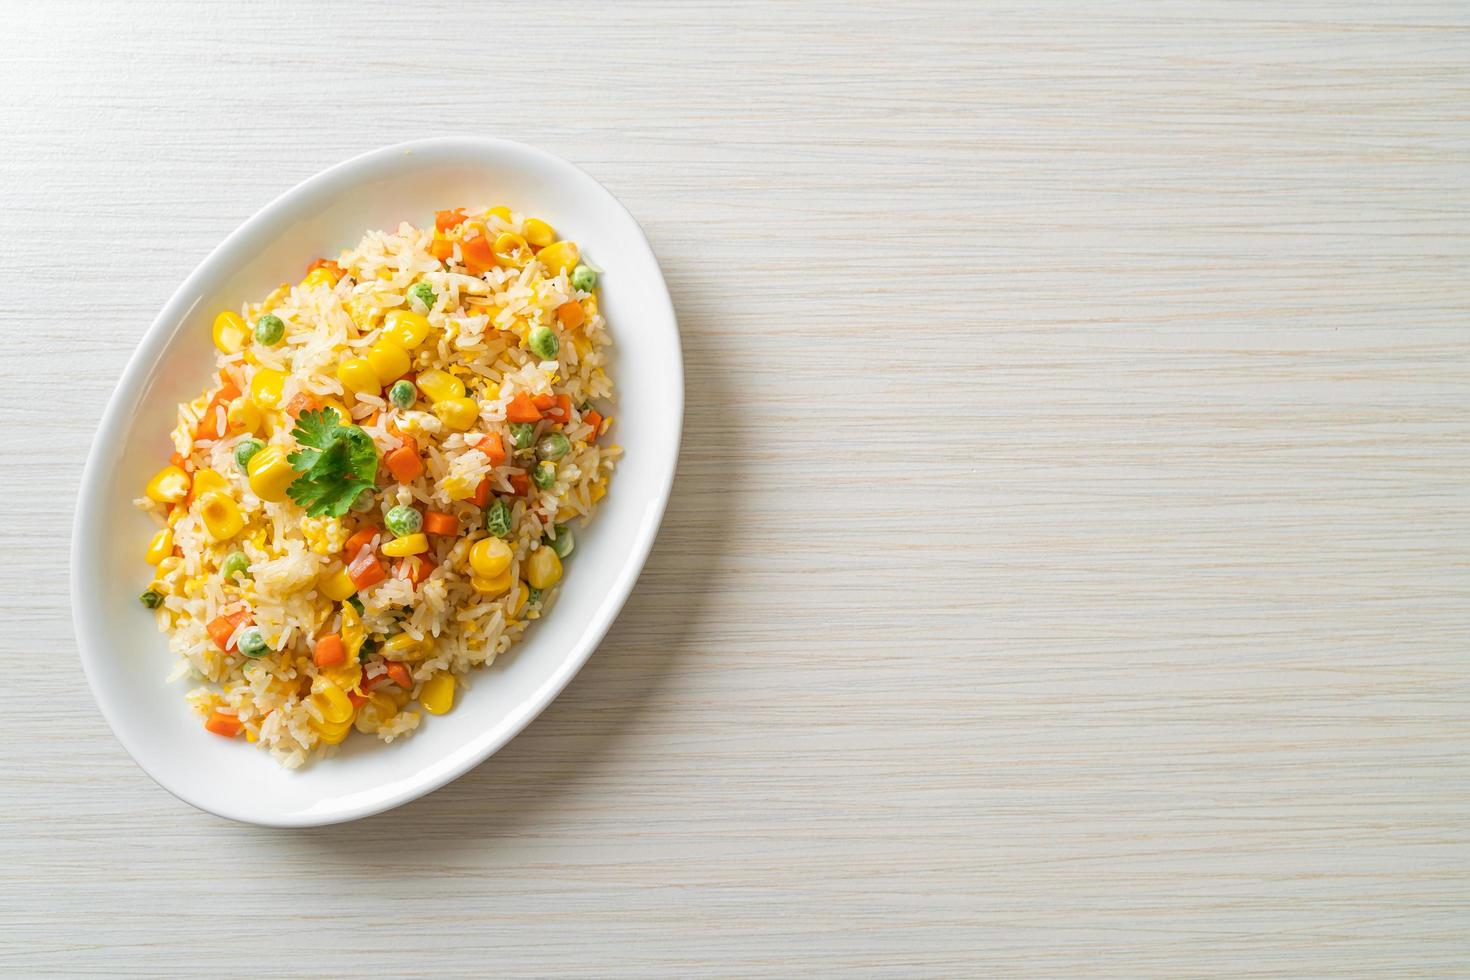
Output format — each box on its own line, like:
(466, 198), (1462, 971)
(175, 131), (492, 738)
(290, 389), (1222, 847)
(284, 409), (380, 517)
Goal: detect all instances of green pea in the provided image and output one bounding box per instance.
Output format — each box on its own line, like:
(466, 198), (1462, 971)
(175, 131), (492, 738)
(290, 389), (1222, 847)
(350, 488), (377, 513)
(509, 422), (537, 451)
(547, 525), (574, 559)
(571, 264), (597, 292)
(222, 551), (251, 581)
(528, 326), (559, 360)
(533, 460), (556, 489)
(233, 438), (266, 472)
(537, 432), (571, 461)
(527, 586), (543, 605)
(139, 589), (164, 609)
(254, 314), (285, 346)
(485, 498), (513, 538)
(236, 627), (269, 658)
(388, 379), (417, 409)
(385, 504), (422, 536)
(408, 282), (435, 312)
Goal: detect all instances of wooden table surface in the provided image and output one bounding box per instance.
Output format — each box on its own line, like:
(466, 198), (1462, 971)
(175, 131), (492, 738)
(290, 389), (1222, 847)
(2, 1), (1467, 975)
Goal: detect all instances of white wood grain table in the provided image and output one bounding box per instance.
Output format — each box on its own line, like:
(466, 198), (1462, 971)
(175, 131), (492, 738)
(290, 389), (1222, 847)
(2, 1), (1467, 975)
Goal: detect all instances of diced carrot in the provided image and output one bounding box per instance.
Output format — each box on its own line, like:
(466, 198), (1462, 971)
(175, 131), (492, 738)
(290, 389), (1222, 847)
(365, 409), (382, 428)
(507, 471), (530, 497)
(347, 690), (369, 708)
(385, 445), (423, 483)
(217, 373), (242, 401)
(531, 393), (556, 411)
(314, 633), (346, 669)
(347, 549), (386, 590)
(556, 301), (586, 329)
(583, 410), (603, 438)
(471, 477), (491, 508)
(360, 672), (391, 693)
(343, 526), (379, 559)
(471, 431), (507, 465)
(396, 554), (435, 588)
(435, 208), (467, 232)
(423, 510), (458, 536)
(430, 236), (454, 262)
(505, 393), (542, 423)
(207, 608), (251, 651)
(543, 394), (572, 424)
(284, 391), (320, 418)
(204, 712), (242, 738)
(193, 387), (233, 441)
(385, 662), (413, 688)
(461, 235), (495, 276)
(170, 451), (188, 469)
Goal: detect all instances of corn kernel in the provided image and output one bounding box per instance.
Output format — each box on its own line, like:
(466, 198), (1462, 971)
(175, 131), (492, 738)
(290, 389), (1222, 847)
(354, 692), (398, 734)
(199, 492), (245, 541)
(145, 465), (191, 504)
(302, 267), (339, 290)
(382, 533), (428, 557)
(246, 446), (295, 502)
(341, 603), (366, 661)
(310, 715), (354, 744)
(366, 341), (411, 384)
(493, 232), (531, 268)
(469, 537), (512, 578)
(382, 309), (432, 350)
(537, 240), (579, 276)
(472, 567), (513, 596)
(523, 218), (555, 248)
(432, 396), (479, 431)
(485, 205), (512, 223)
(212, 311), (250, 354)
(319, 568), (356, 601)
(383, 632), (428, 660)
(227, 397), (263, 434)
(337, 356), (380, 395)
(416, 368), (465, 404)
(145, 528), (174, 565)
(420, 673), (455, 715)
(311, 679), (355, 724)
(249, 368), (287, 410)
(525, 546), (563, 589)
(192, 468), (228, 497)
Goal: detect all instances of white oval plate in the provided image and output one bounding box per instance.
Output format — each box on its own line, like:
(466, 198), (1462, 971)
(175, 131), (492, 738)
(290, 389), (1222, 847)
(71, 138), (681, 826)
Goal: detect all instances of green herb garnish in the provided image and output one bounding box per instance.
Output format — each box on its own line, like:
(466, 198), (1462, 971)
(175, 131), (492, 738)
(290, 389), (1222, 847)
(285, 409), (379, 517)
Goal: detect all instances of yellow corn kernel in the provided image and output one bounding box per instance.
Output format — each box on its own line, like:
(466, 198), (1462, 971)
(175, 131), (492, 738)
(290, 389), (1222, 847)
(198, 492), (245, 541)
(322, 660), (363, 694)
(382, 532), (428, 557)
(192, 468), (228, 497)
(167, 506), (186, 527)
(301, 267), (338, 290)
(337, 356), (380, 395)
(416, 368), (464, 404)
(441, 473), (476, 501)
(354, 692), (398, 734)
(512, 580), (529, 617)
(468, 537), (512, 578)
(382, 309), (432, 350)
(227, 397), (263, 434)
(366, 341), (411, 384)
(525, 546), (563, 589)
(145, 465), (191, 504)
(492, 231), (531, 268)
(472, 566), (513, 596)
(183, 576), (205, 597)
(341, 603), (366, 661)
(145, 528), (174, 565)
(312, 679), (355, 724)
(212, 311), (250, 354)
(249, 368), (287, 410)
(537, 240), (579, 276)
(420, 673), (455, 715)
(318, 568), (356, 601)
(310, 715), (354, 744)
(485, 205), (512, 223)
(523, 218), (555, 248)
(246, 446), (295, 502)
(383, 632), (426, 660)
(432, 396), (479, 431)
